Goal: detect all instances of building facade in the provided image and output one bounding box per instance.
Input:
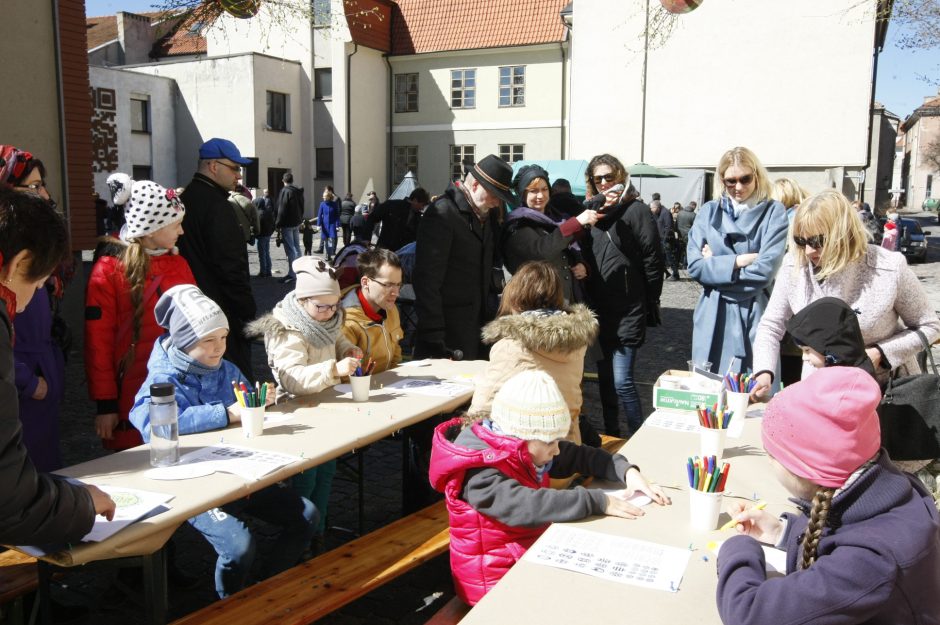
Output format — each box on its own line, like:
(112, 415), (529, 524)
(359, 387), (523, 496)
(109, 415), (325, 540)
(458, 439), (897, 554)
(900, 93), (940, 211)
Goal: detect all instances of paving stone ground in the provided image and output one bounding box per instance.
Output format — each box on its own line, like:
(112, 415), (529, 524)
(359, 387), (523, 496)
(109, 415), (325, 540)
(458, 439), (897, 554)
(40, 210), (940, 623)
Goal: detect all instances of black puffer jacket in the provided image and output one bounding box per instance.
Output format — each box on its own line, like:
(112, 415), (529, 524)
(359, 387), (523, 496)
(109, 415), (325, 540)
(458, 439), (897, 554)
(582, 192), (664, 347)
(0, 303), (95, 544)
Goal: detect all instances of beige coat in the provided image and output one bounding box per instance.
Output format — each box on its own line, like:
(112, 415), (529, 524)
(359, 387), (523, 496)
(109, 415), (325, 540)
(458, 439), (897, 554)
(247, 307), (356, 399)
(468, 304), (599, 444)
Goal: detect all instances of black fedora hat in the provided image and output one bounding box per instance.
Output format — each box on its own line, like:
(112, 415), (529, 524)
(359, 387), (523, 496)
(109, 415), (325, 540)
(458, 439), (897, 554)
(469, 154), (516, 208)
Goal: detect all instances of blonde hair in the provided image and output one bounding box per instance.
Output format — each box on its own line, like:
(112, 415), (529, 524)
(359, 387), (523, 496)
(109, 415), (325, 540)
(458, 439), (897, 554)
(791, 190), (870, 281)
(713, 147), (773, 202)
(772, 178), (810, 209)
(800, 487), (835, 569)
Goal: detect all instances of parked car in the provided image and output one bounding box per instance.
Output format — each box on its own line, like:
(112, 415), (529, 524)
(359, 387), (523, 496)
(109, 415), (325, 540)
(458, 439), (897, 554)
(897, 218), (930, 263)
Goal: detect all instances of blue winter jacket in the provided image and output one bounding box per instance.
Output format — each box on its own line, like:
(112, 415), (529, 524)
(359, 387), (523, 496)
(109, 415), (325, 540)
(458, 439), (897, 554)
(129, 335), (247, 443)
(317, 200), (340, 238)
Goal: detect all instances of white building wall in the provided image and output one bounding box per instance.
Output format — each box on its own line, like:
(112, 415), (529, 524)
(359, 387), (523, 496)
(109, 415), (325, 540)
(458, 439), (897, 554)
(348, 45), (389, 199)
(570, 0), (876, 169)
(88, 66), (177, 199)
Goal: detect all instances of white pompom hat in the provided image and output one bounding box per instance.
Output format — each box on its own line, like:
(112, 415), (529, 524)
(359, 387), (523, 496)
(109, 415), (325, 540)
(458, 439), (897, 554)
(490, 370), (571, 443)
(106, 172), (185, 242)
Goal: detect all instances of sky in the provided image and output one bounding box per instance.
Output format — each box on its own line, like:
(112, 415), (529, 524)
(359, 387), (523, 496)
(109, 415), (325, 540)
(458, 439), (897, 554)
(86, 0), (939, 120)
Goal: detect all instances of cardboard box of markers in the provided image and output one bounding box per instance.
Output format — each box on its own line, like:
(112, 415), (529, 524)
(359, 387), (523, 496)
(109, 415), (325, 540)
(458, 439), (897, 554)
(652, 368), (722, 412)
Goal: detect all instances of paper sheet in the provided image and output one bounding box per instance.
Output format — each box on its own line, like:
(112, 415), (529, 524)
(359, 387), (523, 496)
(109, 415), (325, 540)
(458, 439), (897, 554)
(602, 489), (653, 507)
(382, 378), (470, 397)
(81, 486), (174, 542)
(707, 540), (787, 573)
(398, 359), (433, 367)
(523, 525), (690, 592)
(145, 444), (300, 481)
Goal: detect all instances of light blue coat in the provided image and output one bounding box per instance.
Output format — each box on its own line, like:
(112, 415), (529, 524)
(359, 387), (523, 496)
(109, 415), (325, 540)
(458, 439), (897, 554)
(686, 197), (788, 375)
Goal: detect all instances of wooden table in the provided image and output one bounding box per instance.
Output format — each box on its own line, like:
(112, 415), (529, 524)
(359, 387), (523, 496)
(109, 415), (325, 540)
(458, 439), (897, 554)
(459, 408), (794, 624)
(14, 359), (485, 624)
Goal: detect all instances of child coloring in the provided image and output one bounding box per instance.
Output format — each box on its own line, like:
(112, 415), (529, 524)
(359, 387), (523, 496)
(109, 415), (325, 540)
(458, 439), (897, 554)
(130, 285), (317, 598)
(248, 256), (362, 549)
(429, 370), (670, 606)
(716, 367), (940, 624)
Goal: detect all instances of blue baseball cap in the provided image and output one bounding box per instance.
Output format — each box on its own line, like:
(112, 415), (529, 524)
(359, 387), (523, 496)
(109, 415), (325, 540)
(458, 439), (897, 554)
(198, 138), (252, 165)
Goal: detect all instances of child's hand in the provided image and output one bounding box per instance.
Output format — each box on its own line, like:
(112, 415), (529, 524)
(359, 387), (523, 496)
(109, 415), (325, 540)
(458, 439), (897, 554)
(624, 467), (672, 506)
(226, 402), (242, 423)
(604, 494), (646, 519)
(263, 382), (276, 407)
(345, 347), (364, 360)
(335, 357), (361, 378)
(728, 501), (783, 544)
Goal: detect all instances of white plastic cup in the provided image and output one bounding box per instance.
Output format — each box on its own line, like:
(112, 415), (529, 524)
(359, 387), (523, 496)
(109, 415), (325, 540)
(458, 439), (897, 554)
(689, 489), (723, 531)
(725, 391), (750, 424)
(350, 375), (371, 402)
(688, 360), (713, 373)
(700, 427), (728, 463)
(241, 406), (265, 438)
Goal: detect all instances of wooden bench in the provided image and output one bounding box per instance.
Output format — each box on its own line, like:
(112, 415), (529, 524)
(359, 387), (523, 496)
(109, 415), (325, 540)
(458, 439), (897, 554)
(171, 500), (450, 625)
(0, 549), (39, 624)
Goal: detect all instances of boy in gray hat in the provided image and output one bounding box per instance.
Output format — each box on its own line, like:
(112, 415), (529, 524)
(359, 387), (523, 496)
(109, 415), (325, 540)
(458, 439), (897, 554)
(130, 284), (317, 598)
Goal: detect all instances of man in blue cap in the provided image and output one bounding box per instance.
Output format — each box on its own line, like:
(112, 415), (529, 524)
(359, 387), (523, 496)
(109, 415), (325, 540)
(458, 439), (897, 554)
(179, 138), (257, 378)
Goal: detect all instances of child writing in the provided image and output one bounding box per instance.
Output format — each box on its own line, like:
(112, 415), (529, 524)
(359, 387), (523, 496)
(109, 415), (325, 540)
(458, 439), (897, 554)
(130, 285), (317, 598)
(248, 256), (362, 551)
(86, 173), (195, 450)
(429, 370), (670, 606)
(716, 367), (940, 624)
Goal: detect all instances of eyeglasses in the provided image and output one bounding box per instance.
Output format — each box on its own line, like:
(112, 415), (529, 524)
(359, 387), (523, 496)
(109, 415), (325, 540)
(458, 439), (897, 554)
(213, 160), (242, 174)
(15, 181), (46, 192)
(793, 234), (825, 249)
(723, 174), (754, 188)
(370, 277), (403, 290)
(307, 302), (338, 313)
(592, 173), (617, 185)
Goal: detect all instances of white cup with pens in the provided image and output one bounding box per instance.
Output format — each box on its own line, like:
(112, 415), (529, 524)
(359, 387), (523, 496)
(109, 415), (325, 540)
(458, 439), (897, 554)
(233, 381), (272, 438)
(351, 358), (376, 402)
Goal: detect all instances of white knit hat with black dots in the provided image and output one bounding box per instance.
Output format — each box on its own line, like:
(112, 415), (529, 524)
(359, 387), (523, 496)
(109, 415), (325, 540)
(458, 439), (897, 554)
(106, 172), (185, 242)
(490, 370), (571, 443)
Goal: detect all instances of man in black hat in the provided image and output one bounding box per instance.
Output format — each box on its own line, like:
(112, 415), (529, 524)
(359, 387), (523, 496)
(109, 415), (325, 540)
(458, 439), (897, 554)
(413, 154), (514, 360)
(179, 138), (257, 379)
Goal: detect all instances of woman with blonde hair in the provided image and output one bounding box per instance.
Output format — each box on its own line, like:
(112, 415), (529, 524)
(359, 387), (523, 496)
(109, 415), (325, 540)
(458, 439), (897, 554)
(686, 147), (789, 376)
(467, 260), (599, 444)
(771, 177), (810, 222)
(751, 189), (940, 397)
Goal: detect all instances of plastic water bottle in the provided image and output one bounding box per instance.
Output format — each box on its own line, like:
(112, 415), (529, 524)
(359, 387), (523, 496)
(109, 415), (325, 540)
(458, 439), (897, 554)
(149, 383), (179, 467)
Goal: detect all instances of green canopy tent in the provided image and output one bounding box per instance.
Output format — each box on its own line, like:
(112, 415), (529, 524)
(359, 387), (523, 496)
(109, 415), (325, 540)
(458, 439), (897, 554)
(511, 159), (590, 198)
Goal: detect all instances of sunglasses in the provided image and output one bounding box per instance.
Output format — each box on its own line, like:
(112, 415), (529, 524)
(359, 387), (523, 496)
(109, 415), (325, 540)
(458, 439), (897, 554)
(793, 234), (825, 249)
(722, 174), (754, 188)
(592, 173), (617, 185)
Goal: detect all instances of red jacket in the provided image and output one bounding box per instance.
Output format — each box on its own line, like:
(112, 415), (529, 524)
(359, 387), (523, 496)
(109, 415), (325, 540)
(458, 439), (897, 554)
(429, 418), (549, 605)
(84, 250), (195, 450)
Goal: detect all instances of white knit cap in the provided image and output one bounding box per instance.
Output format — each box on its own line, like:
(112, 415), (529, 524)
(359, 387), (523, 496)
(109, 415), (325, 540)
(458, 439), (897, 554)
(107, 172), (185, 241)
(490, 371), (570, 443)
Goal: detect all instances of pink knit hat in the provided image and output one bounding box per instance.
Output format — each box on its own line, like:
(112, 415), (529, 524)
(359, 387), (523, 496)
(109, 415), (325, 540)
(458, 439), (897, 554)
(762, 367), (881, 488)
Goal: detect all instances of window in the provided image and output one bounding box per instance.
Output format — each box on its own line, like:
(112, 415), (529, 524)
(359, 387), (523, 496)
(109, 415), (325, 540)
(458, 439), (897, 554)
(266, 91), (289, 132)
(499, 144), (524, 163)
(314, 69), (332, 100)
(311, 0), (330, 27)
(132, 165), (152, 180)
(316, 148), (333, 179)
(450, 69), (476, 109)
(498, 66), (525, 107)
(130, 98), (149, 133)
(393, 146), (418, 181)
(395, 73), (418, 113)
(928, 174), (934, 199)
(450, 145), (474, 181)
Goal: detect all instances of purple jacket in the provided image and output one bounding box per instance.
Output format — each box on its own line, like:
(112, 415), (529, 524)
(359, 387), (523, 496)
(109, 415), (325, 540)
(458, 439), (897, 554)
(13, 289), (64, 471)
(717, 453), (940, 625)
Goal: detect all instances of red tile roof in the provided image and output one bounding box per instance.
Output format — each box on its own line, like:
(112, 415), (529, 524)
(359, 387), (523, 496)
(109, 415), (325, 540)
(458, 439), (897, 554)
(391, 0), (568, 55)
(86, 11), (165, 50)
(86, 11), (205, 58)
(151, 15), (207, 57)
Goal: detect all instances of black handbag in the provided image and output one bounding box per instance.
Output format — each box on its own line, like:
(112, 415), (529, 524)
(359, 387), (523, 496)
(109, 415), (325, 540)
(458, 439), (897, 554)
(878, 330), (940, 461)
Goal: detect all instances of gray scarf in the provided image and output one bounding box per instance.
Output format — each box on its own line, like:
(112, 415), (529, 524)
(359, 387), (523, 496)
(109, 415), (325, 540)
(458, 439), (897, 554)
(277, 291), (343, 348)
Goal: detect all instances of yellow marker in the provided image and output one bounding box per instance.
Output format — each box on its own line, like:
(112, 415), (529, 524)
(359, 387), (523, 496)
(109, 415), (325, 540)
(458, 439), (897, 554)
(720, 500), (767, 531)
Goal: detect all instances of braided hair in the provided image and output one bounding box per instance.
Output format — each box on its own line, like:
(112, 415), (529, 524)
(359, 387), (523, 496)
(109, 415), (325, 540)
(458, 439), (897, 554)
(799, 486), (836, 569)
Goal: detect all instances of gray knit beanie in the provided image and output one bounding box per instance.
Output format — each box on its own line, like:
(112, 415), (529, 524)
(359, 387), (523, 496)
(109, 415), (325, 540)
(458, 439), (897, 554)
(154, 285), (229, 351)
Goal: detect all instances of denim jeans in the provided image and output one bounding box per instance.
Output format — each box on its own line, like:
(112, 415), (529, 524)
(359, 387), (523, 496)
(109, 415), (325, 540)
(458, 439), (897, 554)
(188, 482), (318, 598)
(281, 226), (301, 277)
(256, 235), (272, 275)
(597, 345), (644, 437)
(291, 459), (337, 535)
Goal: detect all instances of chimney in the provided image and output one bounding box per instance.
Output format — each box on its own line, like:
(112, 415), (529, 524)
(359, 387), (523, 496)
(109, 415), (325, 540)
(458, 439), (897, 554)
(116, 11), (153, 65)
